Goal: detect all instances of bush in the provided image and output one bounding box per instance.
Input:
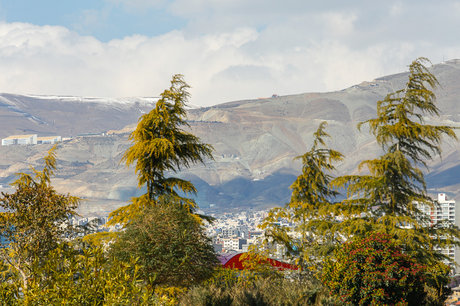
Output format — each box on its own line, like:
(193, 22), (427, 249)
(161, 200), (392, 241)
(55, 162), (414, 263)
(321, 232), (427, 305)
(110, 197), (219, 287)
(179, 268), (337, 305)
(0, 242), (160, 305)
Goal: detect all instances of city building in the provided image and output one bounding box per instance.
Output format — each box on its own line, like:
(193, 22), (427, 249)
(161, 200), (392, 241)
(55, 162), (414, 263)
(418, 193), (460, 270)
(222, 228), (239, 238)
(1, 134), (37, 146)
(37, 136), (62, 144)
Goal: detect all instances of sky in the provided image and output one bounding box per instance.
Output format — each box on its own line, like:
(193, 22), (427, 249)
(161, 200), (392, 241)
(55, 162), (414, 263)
(0, 1), (459, 106)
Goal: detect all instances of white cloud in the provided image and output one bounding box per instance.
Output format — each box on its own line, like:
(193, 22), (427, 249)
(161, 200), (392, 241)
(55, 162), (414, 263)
(0, 1), (459, 107)
(389, 2), (404, 17)
(321, 12), (357, 37)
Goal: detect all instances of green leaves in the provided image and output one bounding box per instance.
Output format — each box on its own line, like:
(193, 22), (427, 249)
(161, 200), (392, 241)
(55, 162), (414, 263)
(360, 57), (457, 166)
(335, 57), (460, 266)
(109, 197), (218, 288)
(259, 58), (458, 305)
(322, 233), (428, 305)
(113, 74), (213, 226)
(261, 122), (343, 268)
(0, 146), (80, 294)
(122, 74), (213, 201)
(0, 242), (157, 305)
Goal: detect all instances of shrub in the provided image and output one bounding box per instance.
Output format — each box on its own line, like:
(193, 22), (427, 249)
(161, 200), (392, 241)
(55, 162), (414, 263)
(322, 232), (427, 305)
(109, 198), (219, 287)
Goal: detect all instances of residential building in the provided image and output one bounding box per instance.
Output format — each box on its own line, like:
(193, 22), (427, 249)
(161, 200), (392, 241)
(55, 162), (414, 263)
(221, 237), (247, 252)
(1, 134), (37, 146)
(418, 193), (460, 270)
(222, 228), (239, 238)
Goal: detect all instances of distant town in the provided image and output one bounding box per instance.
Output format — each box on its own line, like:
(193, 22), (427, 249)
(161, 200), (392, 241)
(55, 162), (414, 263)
(71, 193), (460, 266)
(69, 209), (271, 256)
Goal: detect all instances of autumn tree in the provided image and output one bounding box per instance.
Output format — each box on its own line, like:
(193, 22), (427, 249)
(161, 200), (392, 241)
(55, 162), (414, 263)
(0, 149), (172, 304)
(260, 122), (343, 269)
(0, 145), (79, 297)
(110, 74), (213, 225)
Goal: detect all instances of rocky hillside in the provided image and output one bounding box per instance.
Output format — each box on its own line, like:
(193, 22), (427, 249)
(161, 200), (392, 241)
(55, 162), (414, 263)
(1, 60), (459, 215)
(0, 94), (156, 139)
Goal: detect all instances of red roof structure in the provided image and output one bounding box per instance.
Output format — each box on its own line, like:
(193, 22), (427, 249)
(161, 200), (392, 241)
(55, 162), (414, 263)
(219, 252), (298, 271)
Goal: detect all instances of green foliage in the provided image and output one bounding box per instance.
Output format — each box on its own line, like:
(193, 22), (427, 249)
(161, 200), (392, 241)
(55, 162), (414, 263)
(110, 74), (213, 225)
(256, 57), (457, 305)
(362, 57), (455, 166)
(423, 261), (453, 305)
(0, 145), (79, 293)
(425, 262), (452, 306)
(1, 241), (159, 305)
(180, 268), (337, 306)
(109, 196), (219, 287)
(260, 122), (343, 268)
(322, 233), (427, 305)
(333, 58), (460, 264)
(0, 147), (160, 304)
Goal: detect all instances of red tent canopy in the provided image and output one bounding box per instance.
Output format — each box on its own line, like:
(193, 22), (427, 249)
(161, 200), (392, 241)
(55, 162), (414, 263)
(219, 253), (298, 271)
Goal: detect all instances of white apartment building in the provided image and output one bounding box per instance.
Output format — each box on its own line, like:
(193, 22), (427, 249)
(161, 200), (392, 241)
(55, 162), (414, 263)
(219, 237), (248, 252)
(218, 238), (238, 252)
(418, 193), (460, 268)
(1, 134), (37, 146)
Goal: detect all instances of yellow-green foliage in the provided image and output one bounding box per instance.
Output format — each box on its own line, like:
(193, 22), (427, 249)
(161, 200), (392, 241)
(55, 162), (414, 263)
(332, 58), (460, 265)
(260, 122), (343, 269)
(109, 197), (219, 288)
(1, 242), (160, 305)
(0, 145), (80, 294)
(110, 75), (213, 226)
(180, 267), (336, 306)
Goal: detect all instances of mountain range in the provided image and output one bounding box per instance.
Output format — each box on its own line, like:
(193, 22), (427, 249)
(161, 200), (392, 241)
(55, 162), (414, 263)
(0, 60), (459, 215)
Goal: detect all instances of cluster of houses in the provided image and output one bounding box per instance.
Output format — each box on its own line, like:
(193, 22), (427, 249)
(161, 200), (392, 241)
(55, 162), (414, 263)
(1, 134), (62, 146)
(205, 210), (274, 255)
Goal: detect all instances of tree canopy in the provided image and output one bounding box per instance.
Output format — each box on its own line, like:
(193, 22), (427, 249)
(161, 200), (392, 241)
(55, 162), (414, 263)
(0, 145), (80, 296)
(110, 74), (213, 225)
(260, 122), (343, 268)
(322, 232), (427, 305)
(109, 196), (218, 287)
(333, 57), (460, 264)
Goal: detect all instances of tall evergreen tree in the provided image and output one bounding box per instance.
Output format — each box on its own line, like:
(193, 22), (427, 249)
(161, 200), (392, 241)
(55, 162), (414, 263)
(260, 122), (343, 268)
(110, 75), (213, 225)
(333, 57), (460, 264)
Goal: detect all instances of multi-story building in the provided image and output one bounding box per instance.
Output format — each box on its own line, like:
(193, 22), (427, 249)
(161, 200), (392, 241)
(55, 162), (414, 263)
(418, 193), (460, 269)
(220, 237), (247, 252)
(222, 228), (239, 238)
(1, 134), (37, 146)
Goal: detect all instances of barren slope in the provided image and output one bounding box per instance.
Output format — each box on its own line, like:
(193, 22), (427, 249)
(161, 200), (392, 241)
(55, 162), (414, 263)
(0, 60), (459, 214)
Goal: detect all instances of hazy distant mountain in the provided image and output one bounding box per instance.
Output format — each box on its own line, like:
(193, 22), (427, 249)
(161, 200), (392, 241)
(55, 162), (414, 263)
(0, 60), (459, 215)
(0, 94), (157, 139)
